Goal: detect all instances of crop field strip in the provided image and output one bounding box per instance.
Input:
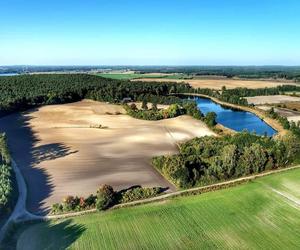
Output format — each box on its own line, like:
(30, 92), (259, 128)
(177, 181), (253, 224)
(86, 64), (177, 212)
(9, 168), (300, 250)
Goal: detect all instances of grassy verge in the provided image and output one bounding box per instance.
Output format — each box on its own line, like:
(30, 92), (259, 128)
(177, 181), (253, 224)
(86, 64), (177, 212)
(3, 168), (300, 250)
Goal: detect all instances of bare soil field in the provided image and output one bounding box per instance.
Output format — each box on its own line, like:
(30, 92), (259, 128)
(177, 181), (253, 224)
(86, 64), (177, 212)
(257, 105), (300, 123)
(133, 78), (297, 90)
(246, 95), (300, 105)
(0, 100), (214, 215)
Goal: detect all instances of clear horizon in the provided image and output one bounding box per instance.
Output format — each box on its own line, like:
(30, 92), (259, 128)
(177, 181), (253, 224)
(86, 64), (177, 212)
(1, 0), (300, 65)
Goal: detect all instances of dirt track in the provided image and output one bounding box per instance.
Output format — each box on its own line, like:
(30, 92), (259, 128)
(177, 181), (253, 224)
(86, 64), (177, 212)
(0, 100), (214, 214)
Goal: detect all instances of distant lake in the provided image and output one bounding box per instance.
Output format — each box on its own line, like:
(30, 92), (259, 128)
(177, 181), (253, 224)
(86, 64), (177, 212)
(185, 96), (277, 136)
(0, 73), (18, 76)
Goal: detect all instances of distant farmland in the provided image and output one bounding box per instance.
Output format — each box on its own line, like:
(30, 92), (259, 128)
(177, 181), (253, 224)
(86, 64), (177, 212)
(10, 168), (300, 250)
(134, 78), (297, 90)
(96, 72), (190, 80)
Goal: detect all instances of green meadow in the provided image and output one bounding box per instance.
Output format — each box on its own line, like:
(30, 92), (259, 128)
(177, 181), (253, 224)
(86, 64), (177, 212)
(7, 168), (300, 250)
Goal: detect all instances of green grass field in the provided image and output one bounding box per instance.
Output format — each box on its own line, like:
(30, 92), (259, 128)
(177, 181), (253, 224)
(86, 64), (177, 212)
(7, 168), (300, 250)
(96, 73), (191, 80)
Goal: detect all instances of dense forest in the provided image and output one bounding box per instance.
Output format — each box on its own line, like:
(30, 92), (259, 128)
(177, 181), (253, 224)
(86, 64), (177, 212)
(0, 74), (190, 117)
(152, 131), (300, 188)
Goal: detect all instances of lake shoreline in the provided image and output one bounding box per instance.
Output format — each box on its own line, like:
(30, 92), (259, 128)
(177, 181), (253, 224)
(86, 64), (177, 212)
(180, 93), (287, 136)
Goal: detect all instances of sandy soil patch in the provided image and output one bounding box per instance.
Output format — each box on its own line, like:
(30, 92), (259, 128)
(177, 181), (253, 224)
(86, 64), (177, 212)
(0, 100), (214, 214)
(133, 78), (297, 90)
(246, 95), (300, 105)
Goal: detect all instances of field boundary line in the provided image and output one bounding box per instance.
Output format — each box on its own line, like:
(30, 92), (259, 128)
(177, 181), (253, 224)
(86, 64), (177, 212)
(2, 153), (299, 229)
(44, 165), (300, 220)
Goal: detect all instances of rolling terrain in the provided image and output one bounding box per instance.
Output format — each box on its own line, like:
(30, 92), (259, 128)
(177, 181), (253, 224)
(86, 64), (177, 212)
(0, 100), (214, 214)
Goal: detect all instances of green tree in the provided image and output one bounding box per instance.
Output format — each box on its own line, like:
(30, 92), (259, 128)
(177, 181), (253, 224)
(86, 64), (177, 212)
(205, 112), (217, 127)
(142, 100), (148, 110)
(239, 143), (267, 175)
(96, 184), (115, 211)
(220, 144), (239, 178)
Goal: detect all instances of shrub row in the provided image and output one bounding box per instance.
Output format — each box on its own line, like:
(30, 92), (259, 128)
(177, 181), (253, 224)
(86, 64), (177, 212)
(51, 185), (163, 214)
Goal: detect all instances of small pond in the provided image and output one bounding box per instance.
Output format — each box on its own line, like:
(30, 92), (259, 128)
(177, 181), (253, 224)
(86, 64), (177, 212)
(186, 96), (276, 136)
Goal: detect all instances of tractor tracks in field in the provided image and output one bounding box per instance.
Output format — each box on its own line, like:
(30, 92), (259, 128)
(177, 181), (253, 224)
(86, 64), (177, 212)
(270, 188), (300, 207)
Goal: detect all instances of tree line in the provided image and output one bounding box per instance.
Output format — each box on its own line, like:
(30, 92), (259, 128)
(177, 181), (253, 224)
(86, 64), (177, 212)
(0, 134), (14, 216)
(51, 185), (163, 214)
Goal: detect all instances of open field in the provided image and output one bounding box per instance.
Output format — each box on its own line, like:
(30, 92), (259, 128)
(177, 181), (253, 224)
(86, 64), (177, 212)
(276, 101), (300, 112)
(246, 95), (300, 105)
(254, 100), (300, 123)
(7, 168), (300, 250)
(0, 100), (214, 215)
(133, 78), (297, 90)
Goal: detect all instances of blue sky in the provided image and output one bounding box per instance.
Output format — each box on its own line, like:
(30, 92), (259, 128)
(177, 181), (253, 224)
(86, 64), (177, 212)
(1, 0), (300, 65)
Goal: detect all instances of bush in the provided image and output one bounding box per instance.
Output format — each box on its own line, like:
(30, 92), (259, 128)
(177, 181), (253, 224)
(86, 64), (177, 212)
(204, 112), (217, 127)
(120, 187), (162, 203)
(96, 184), (115, 211)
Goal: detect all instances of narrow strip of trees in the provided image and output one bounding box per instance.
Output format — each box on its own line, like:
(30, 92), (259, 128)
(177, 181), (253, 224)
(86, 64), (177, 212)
(124, 101), (216, 128)
(51, 185), (163, 214)
(0, 134), (14, 215)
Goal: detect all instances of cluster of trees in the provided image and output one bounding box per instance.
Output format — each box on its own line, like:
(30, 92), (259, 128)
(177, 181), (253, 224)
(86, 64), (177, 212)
(51, 185), (163, 214)
(124, 102), (185, 120)
(152, 131), (300, 189)
(124, 100), (217, 127)
(0, 134), (13, 215)
(0, 74), (191, 117)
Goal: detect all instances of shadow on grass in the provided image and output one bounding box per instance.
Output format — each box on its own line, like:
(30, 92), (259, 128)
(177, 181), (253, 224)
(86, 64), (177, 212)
(2, 219), (86, 250)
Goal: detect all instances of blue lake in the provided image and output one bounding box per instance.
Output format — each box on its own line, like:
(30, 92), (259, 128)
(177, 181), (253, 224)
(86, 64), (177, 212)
(187, 96), (276, 136)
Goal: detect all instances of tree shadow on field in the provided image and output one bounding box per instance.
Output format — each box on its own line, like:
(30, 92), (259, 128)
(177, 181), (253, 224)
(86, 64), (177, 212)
(0, 109), (78, 215)
(2, 219), (86, 250)
(39, 219), (86, 250)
